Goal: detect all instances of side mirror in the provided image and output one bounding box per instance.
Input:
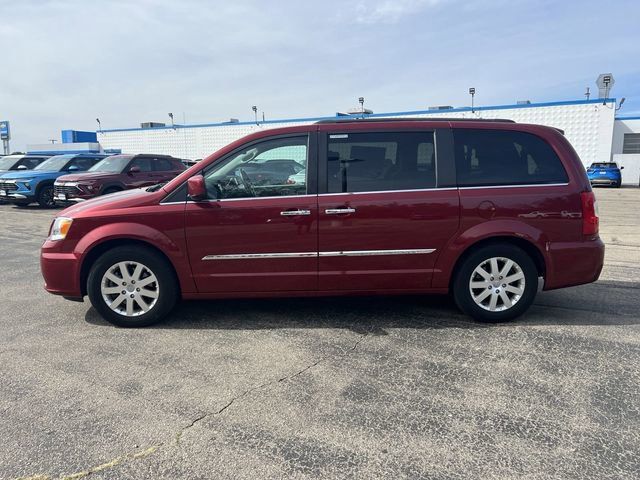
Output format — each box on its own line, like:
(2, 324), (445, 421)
(68, 165), (79, 172)
(187, 175), (207, 201)
(128, 166), (141, 174)
(17, 165), (28, 170)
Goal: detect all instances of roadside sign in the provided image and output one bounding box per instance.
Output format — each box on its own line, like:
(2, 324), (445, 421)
(0, 121), (9, 140)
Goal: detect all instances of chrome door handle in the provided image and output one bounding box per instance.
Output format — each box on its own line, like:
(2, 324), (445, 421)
(325, 208), (356, 215)
(280, 209), (311, 216)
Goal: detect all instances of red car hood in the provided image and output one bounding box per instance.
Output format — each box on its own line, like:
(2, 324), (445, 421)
(59, 188), (162, 218)
(57, 171), (123, 183)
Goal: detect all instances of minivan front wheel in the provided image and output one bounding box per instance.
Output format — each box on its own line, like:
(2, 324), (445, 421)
(87, 246), (178, 327)
(453, 244), (538, 322)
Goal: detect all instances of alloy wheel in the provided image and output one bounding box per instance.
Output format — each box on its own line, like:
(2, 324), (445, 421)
(468, 257), (526, 312)
(101, 261), (159, 317)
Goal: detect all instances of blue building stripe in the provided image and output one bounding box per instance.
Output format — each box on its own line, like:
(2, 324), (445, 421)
(97, 97), (618, 134)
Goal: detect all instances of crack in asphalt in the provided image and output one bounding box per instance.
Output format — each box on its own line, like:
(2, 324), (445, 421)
(175, 331), (371, 445)
(16, 331), (371, 480)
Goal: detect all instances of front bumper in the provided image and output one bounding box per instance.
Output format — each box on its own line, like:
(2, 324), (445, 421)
(41, 243), (83, 298)
(53, 184), (96, 203)
(0, 192), (35, 202)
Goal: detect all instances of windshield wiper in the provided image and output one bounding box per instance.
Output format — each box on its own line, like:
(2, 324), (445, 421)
(146, 182), (167, 192)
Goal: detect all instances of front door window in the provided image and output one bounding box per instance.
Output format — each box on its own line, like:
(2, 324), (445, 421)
(203, 136), (308, 199)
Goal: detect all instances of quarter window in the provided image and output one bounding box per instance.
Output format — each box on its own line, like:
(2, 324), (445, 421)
(327, 132), (436, 193)
(203, 136), (308, 199)
(453, 129), (568, 187)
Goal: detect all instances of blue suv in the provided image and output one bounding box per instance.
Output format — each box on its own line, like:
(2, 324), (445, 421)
(0, 154), (106, 207)
(586, 162), (623, 188)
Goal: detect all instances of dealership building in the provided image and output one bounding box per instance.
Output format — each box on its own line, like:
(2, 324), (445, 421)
(27, 97), (640, 185)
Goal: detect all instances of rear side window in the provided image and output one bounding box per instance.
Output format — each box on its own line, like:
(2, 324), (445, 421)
(153, 158), (174, 171)
(327, 131), (436, 193)
(453, 129), (568, 187)
(131, 157), (153, 172)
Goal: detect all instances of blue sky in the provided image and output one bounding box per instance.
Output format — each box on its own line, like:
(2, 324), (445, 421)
(1, 0), (639, 151)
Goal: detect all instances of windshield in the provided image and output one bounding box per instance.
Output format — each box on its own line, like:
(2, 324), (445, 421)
(0, 156), (21, 170)
(591, 163), (616, 169)
(34, 155), (74, 171)
(89, 155), (132, 173)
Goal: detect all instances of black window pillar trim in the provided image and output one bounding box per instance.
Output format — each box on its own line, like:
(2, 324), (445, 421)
(317, 129), (328, 195)
(435, 127), (456, 188)
(307, 130), (318, 196)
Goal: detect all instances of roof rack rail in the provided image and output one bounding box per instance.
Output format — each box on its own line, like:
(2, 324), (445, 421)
(315, 117), (516, 124)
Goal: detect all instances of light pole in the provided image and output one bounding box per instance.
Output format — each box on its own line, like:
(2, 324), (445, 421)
(96, 118), (102, 134)
(168, 112), (175, 129)
(585, 87), (590, 101)
(469, 88), (476, 113)
(359, 97), (365, 114)
(252, 106), (258, 125)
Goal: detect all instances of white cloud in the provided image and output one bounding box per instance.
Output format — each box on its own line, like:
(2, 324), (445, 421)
(352, 0), (445, 24)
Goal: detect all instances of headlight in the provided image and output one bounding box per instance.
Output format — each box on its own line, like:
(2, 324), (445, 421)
(50, 217), (73, 241)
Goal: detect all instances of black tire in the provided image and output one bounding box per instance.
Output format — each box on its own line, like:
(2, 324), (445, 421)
(37, 184), (56, 208)
(87, 246), (178, 327)
(452, 243), (538, 323)
(102, 187), (122, 195)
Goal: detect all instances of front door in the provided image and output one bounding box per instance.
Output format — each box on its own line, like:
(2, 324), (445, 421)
(317, 128), (460, 291)
(185, 133), (318, 293)
(127, 157), (157, 188)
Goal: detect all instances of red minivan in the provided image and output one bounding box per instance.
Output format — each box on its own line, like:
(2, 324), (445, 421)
(40, 119), (604, 327)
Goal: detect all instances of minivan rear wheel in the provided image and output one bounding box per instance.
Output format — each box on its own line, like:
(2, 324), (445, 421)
(453, 244), (538, 322)
(87, 246), (178, 327)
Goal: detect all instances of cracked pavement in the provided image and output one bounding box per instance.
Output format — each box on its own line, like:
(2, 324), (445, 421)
(0, 187), (639, 479)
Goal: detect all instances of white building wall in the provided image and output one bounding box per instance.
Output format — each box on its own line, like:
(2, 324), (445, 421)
(97, 99), (616, 168)
(612, 117), (640, 185)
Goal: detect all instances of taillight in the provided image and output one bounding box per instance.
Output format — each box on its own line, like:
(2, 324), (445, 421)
(581, 191), (599, 236)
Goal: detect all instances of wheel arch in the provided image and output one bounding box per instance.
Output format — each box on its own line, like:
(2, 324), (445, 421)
(79, 238), (181, 297)
(447, 236), (546, 291)
(100, 183), (125, 194)
(75, 223), (197, 297)
(35, 179), (55, 195)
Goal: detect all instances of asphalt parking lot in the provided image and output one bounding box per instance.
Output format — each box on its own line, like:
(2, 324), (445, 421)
(1, 188), (639, 480)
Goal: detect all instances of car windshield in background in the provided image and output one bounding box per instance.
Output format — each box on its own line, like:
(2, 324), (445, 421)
(89, 155), (132, 173)
(34, 155), (74, 171)
(0, 156), (21, 170)
(591, 163), (617, 168)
